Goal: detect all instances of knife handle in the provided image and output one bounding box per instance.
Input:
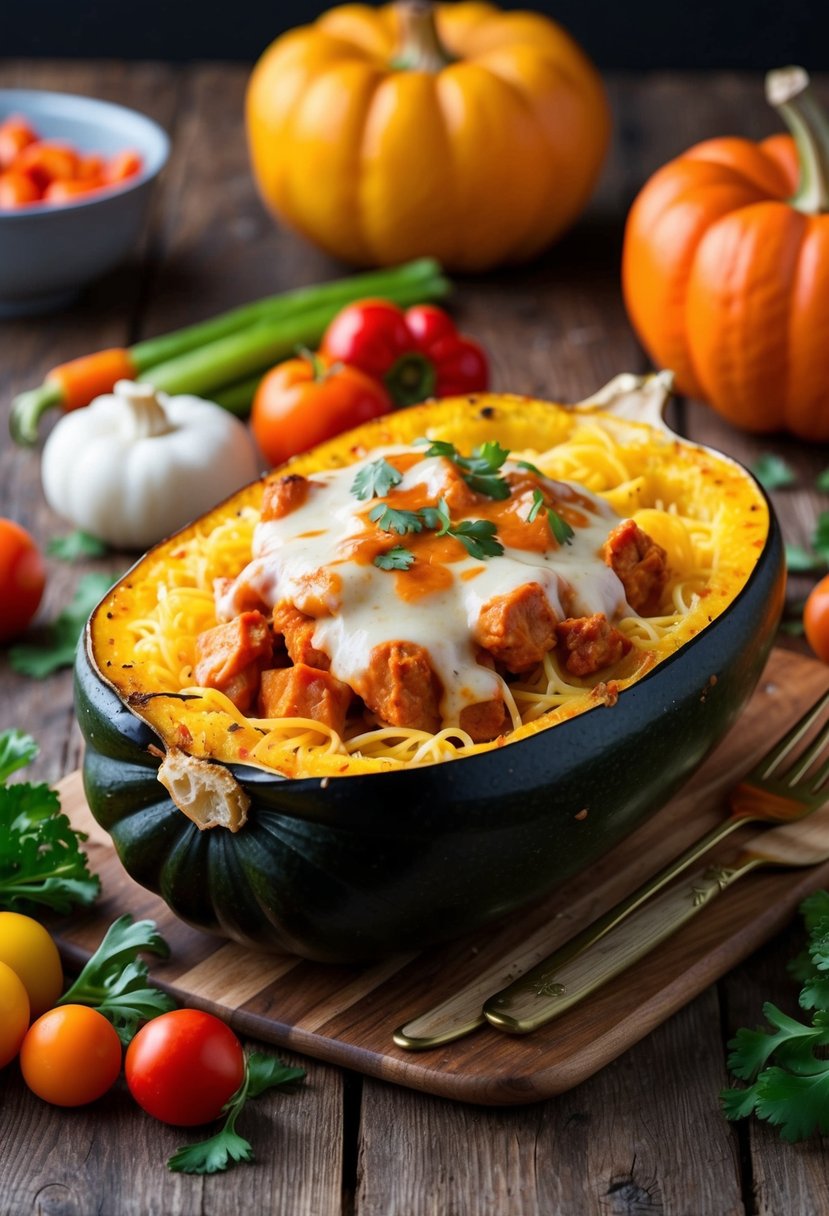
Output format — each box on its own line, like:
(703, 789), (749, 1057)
(483, 858), (758, 1034)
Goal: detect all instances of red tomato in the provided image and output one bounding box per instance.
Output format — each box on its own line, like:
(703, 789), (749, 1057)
(20, 1005), (121, 1106)
(0, 519), (46, 644)
(125, 1009), (245, 1127)
(15, 141), (79, 191)
(804, 574), (829, 662)
(44, 179), (100, 205)
(251, 353), (392, 467)
(0, 171), (39, 208)
(0, 115), (37, 170)
(76, 153), (105, 182)
(105, 149), (143, 184)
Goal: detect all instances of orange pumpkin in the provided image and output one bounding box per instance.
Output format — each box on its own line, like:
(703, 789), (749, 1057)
(622, 67), (829, 440)
(246, 1), (609, 272)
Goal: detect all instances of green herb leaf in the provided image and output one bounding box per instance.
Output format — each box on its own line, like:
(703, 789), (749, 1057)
(351, 458), (403, 502)
(816, 469), (829, 494)
(414, 438), (511, 500)
(526, 488), (544, 524)
(368, 504), (424, 536)
(785, 544), (823, 574)
(59, 914), (175, 1044)
(517, 459), (544, 477)
(418, 498), (451, 535)
(168, 1052), (305, 1175)
(751, 453), (797, 491)
(813, 512), (829, 566)
(448, 519), (504, 561)
(46, 531), (109, 562)
(0, 737), (100, 915)
(374, 546), (415, 571)
(547, 508), (575, 546)
(9, 572), (117, 678)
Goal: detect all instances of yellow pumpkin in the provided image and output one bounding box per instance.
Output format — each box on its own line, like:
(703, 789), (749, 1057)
(245, 1), (610, 271)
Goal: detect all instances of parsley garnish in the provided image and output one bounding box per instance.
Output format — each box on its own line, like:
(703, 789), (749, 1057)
(368, 503), (424, 536)
(374, 546), (416, 571)
(517, 459), (544, 476)
(547, 507), (575, 546)
(526, 488), (545, 524)
(59, 914), (176, 1044)
(0, 730), (100, 915)
(46, 531), (109, 561)
(351, 458), (403, 501)
(722, 890), (829, 1141)
(168, 1053), (305, 1175)
(9, 571), (118, 678)
(751, 453), (797, 491)
(448, 519), (504, 560)
(415, 438), (511, 500)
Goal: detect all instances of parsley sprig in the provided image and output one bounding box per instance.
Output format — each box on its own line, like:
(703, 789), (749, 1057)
(59, 914), (176, 1044)
(722, 890), (829, 1141)
(526, 489), (575, 546)
(9, 571), (117, 678)
(168, 1053), (306, 1174)
(0, 730), (100, 915)
(351, 458), (403, 501)
(415, 438), (512, 500)
(374, 546), (416, 571)
(371, 496), (505, 568)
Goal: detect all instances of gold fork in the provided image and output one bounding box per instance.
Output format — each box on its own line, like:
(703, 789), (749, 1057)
(485, 687), (829, 1034)
(394, 686), (829, 1050)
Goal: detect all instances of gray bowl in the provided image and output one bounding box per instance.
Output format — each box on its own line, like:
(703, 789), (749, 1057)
(0, 89), (169, 315)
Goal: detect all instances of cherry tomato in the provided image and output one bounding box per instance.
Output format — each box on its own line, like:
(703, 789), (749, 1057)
(0, 170), (39, 208)
(43, 179), (100, 205)
(20, 1005), (121, 1106)
(105, 149), (143, 184)
(125, 1009), (245, 1126)
(14, 140), (78, 190)
(76, 153), (105, 182)
(0, 518), (46, 643)
(251, 353), (391, 468)
(0, 115), (37, 170)
(804, 573), (829, 662)
(0, 960), (30, 1068)
(0, 913), (63, 1019)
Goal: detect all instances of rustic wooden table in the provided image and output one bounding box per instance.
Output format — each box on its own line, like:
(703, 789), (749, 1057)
(2, 60), (829, 1215)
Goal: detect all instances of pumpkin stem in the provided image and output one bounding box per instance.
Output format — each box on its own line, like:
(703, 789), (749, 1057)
(393, 1), (453, 72)
(114, 380), (174, 439)
(766, 66), (829, 214)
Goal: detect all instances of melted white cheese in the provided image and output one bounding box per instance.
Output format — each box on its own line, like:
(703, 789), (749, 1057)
(216, 448), (629, 727)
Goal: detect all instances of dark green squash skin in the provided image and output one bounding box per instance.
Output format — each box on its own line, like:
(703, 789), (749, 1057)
(76, 514), (785, 964)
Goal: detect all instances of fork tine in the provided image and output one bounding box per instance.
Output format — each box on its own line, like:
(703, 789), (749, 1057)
(786, 716), (829, 787)
(750, 687), (829, 782)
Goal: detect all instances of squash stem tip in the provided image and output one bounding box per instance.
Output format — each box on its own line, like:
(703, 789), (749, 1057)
(766, 65), (829, 214)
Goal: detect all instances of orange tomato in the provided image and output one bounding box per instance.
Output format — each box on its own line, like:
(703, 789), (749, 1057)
(251, 354), (391, 467)
(804, 574), (829, 663)
(15, 141), (79, 191)
(44, 178), (100, 205)
(0, 960), (30, 1068)
(0, 114), (37, 170)
(0, 913), (63, 1020)
(76, 153), (105, 182)
(0, 518), (46, 643)
(20, 1005), (121, 1107)
(0, 171), (39, 208)
(105, 149), (143, 184)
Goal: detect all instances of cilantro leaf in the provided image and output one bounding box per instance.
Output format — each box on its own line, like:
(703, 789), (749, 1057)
(517, 459), (544, 476)
(414, 438), (511, 500)
(526, 488), (544, 524)
(168, 1052), (306, 1175)
(419, 498), (451, 535)
(0, 746), (100, 915)
(351, 458), (403, 502)
(59, 914), (175, 1044)
(368, 504), (424, 536)
(0, 730), (38, 783)
(751, 453), (797, 491)
(46, 531), (109, 562)
(547, 508), (575, 546)
(449, 519), (504, 560)
(374, 546), (415, 571)
(9, 572), (117, 678)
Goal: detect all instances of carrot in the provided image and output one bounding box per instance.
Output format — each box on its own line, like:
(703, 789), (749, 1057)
(45, 349), (139, 412)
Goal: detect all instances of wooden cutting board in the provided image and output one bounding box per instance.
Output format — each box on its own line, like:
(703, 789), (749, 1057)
(52, 647), (829, 1106)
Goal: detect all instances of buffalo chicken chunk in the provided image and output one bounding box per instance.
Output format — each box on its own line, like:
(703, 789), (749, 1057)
(474, 584), (558, 673)
(556, 613), (632, 677)
(357, 641), (442, 733)
(261, 474), (311, 521)
(257, 664), (352, 733)
(459, 698), (509, 743)
(272, 601), (330, 670)
(194, 610), (273, 711)
(603, 520), (668, 615)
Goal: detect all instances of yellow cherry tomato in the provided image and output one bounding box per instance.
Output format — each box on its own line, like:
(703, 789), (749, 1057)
(0, 959), (30, 1067)
(0, 912), (63, 1019)
(20, 1005), (121, 1106)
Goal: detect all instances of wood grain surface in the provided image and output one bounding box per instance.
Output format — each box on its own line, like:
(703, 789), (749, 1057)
(2, 62), (829, 1215)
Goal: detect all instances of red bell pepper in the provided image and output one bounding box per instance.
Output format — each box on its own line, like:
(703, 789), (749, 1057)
(320, 300), (489, 407)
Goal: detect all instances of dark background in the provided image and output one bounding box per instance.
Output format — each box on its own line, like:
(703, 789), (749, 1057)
(3, 1), (827, 70)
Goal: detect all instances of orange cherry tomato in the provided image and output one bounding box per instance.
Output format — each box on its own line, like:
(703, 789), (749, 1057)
(804, 574), (829, 663)
(44, 178), (101, 205)
(251, 353), (392, 467)
(0, 115), (37, 170)
(0, 518), (46, 643)
(0, 170), (39, 208)
(76, 153), (105, 182)
(105, 149), (143, 184)
(0, 960), (30, 1068)
(0, 913), (63, 1020)
(15, 141), (79, 190)
(20, 1005), (122, 1107)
